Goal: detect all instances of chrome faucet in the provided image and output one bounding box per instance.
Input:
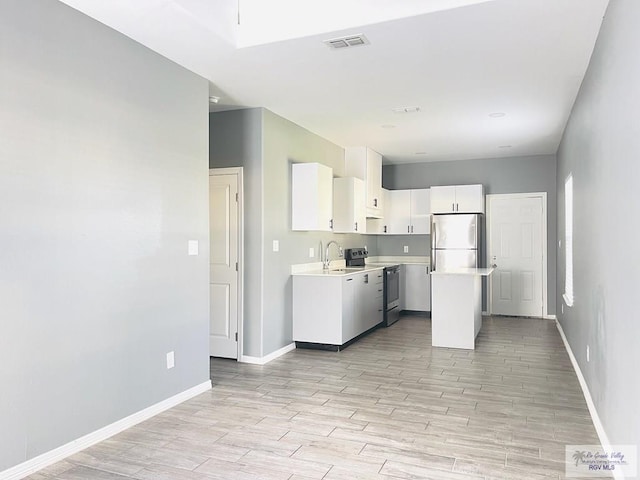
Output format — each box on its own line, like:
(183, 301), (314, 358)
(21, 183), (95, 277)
(323, 240), (343, 270)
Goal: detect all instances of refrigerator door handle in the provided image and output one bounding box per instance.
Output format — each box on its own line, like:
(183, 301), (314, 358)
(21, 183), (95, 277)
(431, 217), (436, 249)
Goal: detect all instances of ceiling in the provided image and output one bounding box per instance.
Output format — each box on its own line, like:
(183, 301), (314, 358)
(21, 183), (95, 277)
(58, 0), (609, 164)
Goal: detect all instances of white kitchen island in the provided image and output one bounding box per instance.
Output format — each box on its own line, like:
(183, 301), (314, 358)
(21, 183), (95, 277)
(430, 267), (494, 349)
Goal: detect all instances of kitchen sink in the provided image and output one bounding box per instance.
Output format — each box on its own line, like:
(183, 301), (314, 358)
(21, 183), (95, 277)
(324, 267), (366, 275)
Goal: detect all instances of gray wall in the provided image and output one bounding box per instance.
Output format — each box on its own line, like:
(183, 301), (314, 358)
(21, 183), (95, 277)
(0, 0), (210, 471)
(556, 0), (639, 447)
(382, 154), (557, 314)
(209, 108), (263, 357)
(210, 109), (376, 357)
(262, 110), (377, 355)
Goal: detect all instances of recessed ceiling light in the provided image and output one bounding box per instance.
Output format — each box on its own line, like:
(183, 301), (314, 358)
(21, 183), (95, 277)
(392, 106), (421, 114)
(489, 112), (506, 118)
(209, 96), (220, 104)
(381, 124), (396, 129)
(498, 145), (512, 148)
(415, 152), (427, 155)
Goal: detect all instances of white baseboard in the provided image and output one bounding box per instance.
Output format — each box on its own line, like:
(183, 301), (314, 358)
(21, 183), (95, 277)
(1, 380), (212, 480)
(554, 320), (622, 478)
(544, 314), (557, 320)
(241, 342), (296, 365)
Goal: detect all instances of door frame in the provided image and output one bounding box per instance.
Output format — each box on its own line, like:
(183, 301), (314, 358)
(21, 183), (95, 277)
(486, 192), (548, 318)
(209, 167), (244, 360)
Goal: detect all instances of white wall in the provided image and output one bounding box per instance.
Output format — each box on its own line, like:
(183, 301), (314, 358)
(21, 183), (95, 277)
(557, 0), (639, 447)
(0, 0), (210, 471)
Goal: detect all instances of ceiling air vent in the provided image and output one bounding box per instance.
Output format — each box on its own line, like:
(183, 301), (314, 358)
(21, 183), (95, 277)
(392, 106), (421, 114)
(324, 34), (369, 50)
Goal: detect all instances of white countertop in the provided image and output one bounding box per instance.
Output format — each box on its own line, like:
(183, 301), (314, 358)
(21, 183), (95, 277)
(292, 264), (384, 277)
(430, 267), (494, 276)
(368, 256), (429, 265)
(291, 256), (430, 277)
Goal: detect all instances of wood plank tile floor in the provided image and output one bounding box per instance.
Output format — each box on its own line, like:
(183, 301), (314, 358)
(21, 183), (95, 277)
(28, 316), (605, 480)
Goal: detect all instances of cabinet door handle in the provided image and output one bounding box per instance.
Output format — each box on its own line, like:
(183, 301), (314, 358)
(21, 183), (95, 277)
(452, 202), (455, 211)
(355, 222), (358, 231)
(456, 203), (459, 211)
(411, 225), (414, 233)
(407, 225), (410, 233)
(330, 219), (333, 230)
(383, 225), (387, 233)
(346, 278), (353, 282)
(364, 274), (369, 284)
(374, 198), (378, 207)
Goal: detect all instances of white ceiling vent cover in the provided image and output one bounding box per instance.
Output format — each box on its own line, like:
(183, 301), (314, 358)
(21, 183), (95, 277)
(324, 34), (370, 50)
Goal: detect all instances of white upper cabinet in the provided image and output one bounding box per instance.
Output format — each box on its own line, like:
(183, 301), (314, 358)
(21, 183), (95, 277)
(366, 188), (389, 234)
(333, 177), (366, 234)
(455, 184), (484, 212)
(386, 190), (411, 234)
(344, 147), (383, 218)
(429, 185), (456, 213)
(386, 189), (430, 234)
(430, 184), (484, 214)
(410, 188), (431, 234)
(291, 162), (333, 231)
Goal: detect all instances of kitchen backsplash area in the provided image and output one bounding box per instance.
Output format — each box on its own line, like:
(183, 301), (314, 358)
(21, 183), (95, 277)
(375, 234), (430, 257)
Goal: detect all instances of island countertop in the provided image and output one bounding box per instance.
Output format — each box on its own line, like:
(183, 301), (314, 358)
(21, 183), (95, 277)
(430, 267), (494, 276)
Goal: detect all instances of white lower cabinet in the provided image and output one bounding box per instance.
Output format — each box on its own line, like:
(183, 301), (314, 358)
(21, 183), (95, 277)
(357, 270), (384, 334)
(293, 270), (383, 347)
(402, 264), (431, 312)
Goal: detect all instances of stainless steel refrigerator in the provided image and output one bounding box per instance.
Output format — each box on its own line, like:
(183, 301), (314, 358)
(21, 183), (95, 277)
(430, 213), (482, 270)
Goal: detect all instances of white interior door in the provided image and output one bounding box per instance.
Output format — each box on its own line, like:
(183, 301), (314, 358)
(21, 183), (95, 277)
(488, 194), (545, 317)
(209, 172), (239, 358)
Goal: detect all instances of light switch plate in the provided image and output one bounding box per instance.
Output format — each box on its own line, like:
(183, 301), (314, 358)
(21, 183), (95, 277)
(273, 240), (279, 252)
(188, 240), (198, 256)
(403, 245), (409, 253)
(166, 351), (175, 369)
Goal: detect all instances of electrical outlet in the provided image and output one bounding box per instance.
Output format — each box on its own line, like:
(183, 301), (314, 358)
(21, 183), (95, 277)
(309, 247), (314, 258)
(403, 245), (409, 253)
(273, 240), (279, 252)
(586, 345), (590, 363)
(166, 351), (175, 369)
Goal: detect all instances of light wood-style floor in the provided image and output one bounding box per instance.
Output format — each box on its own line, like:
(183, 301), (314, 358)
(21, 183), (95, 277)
(28, 316), (603, 480)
